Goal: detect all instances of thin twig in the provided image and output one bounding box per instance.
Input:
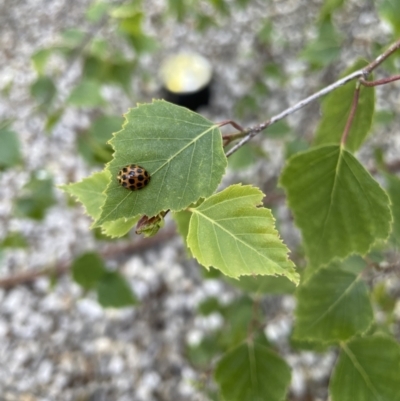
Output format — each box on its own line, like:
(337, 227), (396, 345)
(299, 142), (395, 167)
(360, 74), (400, 87)
(341, 83), (360, 145)
(226, 38), (400, 157)
(0, 226), (176, 289)
(225, 70), (363, 156)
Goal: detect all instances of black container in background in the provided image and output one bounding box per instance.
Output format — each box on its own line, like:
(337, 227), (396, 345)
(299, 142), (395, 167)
(159, 52), (213, 111)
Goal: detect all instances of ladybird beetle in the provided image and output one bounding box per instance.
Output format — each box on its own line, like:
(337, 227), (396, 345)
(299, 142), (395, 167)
(117, 164), (150, 191)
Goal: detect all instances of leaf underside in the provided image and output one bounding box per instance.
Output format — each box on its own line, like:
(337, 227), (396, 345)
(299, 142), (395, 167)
(330, 335), (400, 401)
(280, 145), (392, 267)
(188, 184), (299, 284)
(215, 340), (291, 401)
(294, 264), (373, 342)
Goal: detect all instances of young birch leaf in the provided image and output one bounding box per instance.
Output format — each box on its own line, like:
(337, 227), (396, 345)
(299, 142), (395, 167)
(97, 271), (137, 307)
(72, 252), (107, 290)
(0, 128), (21, 169)
(226, 275), (296, 294)
(330, 335), (400, 401)
(215, 340), (291, 401)
(313, 59), (375, 152)
(280, 145), (392, 268)
(60, 171), (139, 237)
(294, 265), (373, 342)
(60, 171), (109, 221)
(97, 100), (227, 225)
(187, 184), (299, 284)
(385, 174), (400, 246)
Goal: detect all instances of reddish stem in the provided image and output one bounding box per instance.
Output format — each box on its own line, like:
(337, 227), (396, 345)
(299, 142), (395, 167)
(360, 74), (400, 87)
(341, 84), (360, 146)
(217, 120), (245, 132)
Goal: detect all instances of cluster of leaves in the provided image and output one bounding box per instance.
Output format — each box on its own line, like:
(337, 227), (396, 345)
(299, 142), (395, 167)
(72, 252), (136, 307)
(2, 0), (400, 400)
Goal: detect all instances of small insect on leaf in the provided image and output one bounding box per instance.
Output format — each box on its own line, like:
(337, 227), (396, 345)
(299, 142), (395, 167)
(117, 164), (150, 191)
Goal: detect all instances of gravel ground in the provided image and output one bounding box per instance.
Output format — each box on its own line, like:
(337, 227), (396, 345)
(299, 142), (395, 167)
(0, 0), (399, 400)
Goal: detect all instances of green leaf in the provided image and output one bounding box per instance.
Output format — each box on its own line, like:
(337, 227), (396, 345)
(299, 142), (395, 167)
(101, 216), (139, 238)
(67, 80), (104, 107)
(30, 76), (56, 107)
(265, 120), (291, 138)
(72, 252), (107, 290)
(97, 100), (227, 224)
(280, 145), (392, 267)
(173, 209), (193, 256)
(60, 171), (139, 237)
(86, 1), (110, 22)
(31, 48), (53, 75)
(226, 275), (296, 295)
(313, 60), (375, 152)
(228, 146), (257, 171)
(300, 19), (343, 67)
(96, 271), (137, 307)
(379, 0), (400, 35)
(14, 171), (55, 220)
(60, 28), (86, 49)
(0, 128), (21, 169)
(294, 264), (373, 342)
(285, 137), (309, 159)
(60, 170), (109, 221)
(1, 232), (28, 248)
(330, 335), (400, 401)
(319, 0), (345, 21)
(215, 340), (291, 401)
(168, 0), (187, 21)
(187, 184), (299, 283)
(77, 115), (123, 165)
(385, 173), (400, 246)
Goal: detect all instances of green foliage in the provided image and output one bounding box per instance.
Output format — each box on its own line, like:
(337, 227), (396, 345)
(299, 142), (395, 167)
(1, 232), (28, 248)
(188, 184), (299, 283)
(60, 171), (139, 237)
(16, 2), (400, 399)
(30, 76), (57, 108)
(0, 127), (21, 169)
(71, 252), (137, 307)
(314, 60), (375, 152)
(67, 79), (105, 107)
(214, 339), (291, 401)
(97, 271), (137, 307)
(97, 100), (227, 224)
(319, 0), (345, 21)
(72, 252), (107, 290)
(300, 18), (343, 67)
(226, 274), (296, 295)
(14, 171), (56, 220)
(31, 48), (53, 75)
(77, 115), (123, 165)
(294, 264), (373, 342)
(330, 336), (400, 401)
(385, 173), (400, 246)
(379, 0), (400, 35)
(280, 145), (392, 268)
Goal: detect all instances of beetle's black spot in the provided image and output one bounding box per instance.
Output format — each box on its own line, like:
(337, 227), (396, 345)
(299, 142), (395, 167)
(128, 178), (135, 184)
(123, 168), (128, 173)
(122, 182), (128, 187)
(137, 168), (143, 173)
(136, 182), (143, 188)
(137, 175), (144, 181)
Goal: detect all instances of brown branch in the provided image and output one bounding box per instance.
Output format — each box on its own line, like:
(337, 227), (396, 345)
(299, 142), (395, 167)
(0, 226), (176, 289)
